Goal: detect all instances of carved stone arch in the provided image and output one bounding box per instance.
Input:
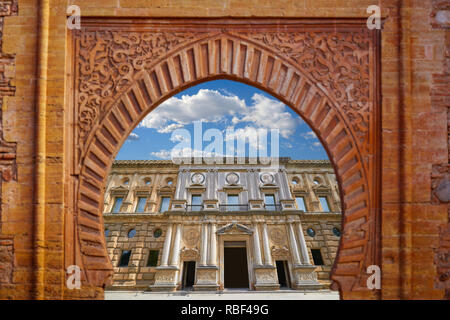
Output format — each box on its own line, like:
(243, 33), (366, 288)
(68, 19), (380, 299)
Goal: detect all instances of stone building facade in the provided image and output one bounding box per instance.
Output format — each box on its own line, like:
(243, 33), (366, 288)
(103, 158), (342, 291)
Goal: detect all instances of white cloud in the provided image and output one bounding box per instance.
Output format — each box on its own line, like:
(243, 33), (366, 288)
(157, 123), (184, 133)
(150, 150), (172, 159)
(170, 134), (187, 143)
(224, 126), (268, 152)
(302, 131), (317, 140)
(313, 141), (321, 147)
(150, 147), (226, 160)
(233, 93), (300, 139)
(126, 132), (139, 141)
(140, 89), (247, 132)
(139, 90), (300, 139)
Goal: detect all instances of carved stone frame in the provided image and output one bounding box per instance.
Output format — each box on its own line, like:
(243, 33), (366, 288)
(65, 18), (381, 299)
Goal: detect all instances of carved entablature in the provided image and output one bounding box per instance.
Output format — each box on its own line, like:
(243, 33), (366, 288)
(217, 223), (253, 235)
(271, 246), (290, 260)
(180, 247), (200, 261)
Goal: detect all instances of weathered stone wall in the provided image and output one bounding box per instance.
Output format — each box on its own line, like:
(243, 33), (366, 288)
(0, 0), (447, 300)
(105, 219), (167, 290)
(301, 214), (341, 283)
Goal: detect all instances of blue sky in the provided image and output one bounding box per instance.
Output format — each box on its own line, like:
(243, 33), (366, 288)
(115, 80), (328, 161)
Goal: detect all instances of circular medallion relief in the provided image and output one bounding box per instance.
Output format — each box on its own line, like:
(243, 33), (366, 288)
(191, 173), (205, 184)
(226, 172), (239, 184)
(183, 228), (200, 246)
(269, 228), (286, 245)
(260, 172), (274, 184)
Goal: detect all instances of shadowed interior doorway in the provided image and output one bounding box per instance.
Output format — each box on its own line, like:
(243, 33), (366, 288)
(224, 241), (249, 289)
(182, 261), (196, 290)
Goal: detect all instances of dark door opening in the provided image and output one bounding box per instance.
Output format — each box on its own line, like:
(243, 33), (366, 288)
(276, 260), (290, 288)
(182, 261), (196, 290)
(224, 245), (249, 288)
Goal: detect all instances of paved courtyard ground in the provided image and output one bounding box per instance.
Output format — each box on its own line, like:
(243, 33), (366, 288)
(105, 289), (340, 300)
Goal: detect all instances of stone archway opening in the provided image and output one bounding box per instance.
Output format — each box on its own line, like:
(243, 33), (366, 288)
(101, 78), (344, 294)
(65, 18), (381, 300)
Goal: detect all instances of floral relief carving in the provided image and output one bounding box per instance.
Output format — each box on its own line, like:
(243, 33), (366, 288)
(234, 30), (372, 150)
(75, 30), (208, 150)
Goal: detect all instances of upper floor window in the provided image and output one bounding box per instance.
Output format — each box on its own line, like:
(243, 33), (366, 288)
(227, 194), (239, 211)
(295, 196), (307, 211)
(118, 250), (131, 267)
(191, 194), (203, 211)
(264, 194), (276, 211)
(111, 197), (123, 213)
(311, 249), (324, 265)
(135, 197), (147, 213)
(160, 197), (171, 213)
(319, 196), (330, 212)
(147, 250), (159, 267)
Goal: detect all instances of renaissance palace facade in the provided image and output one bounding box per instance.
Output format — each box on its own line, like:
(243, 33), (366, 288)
(102, 158), (342, 291)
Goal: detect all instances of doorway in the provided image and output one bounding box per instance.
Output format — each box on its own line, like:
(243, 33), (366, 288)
(182, 261), (196, 290)
(276, 260), (290, 288)
(224, 241), (249, 288)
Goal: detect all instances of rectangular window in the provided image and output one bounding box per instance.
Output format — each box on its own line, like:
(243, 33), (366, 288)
(111, 197), (123, 213)
(265, 194), (276, 211)
(319, 196), (330, 212)
(160, 197), (171, 213)
(227, 194), (239, 211)
(146, 250), (159, 267)
(295, 196), (307, 211)
(311, 249), (325, 265)
(118, 250), (131, 267)
(191, 194), (203, 211)
(135, 197), (147, 213)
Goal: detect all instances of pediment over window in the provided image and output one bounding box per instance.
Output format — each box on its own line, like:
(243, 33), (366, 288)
(313, 185), (331, 193)
(217, 223), (253, 235)
(109, 186), (129, 195)
(157, 185), (175, 195)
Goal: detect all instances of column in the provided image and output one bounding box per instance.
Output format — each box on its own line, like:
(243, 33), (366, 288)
(288, 222), (302, 265)
(261, 223), (273, 265)
(200, 223), (208, 266)
(252, 223), (263, 266)
(208, 223), (217, 265)
(296, 222), (311, 265)
(279, 168), (291, 199)
(160, 224), (173, 266)
(170, 224), (182, 266)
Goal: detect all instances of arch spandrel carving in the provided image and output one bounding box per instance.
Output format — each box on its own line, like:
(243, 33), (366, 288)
(68, 19), (381, 299)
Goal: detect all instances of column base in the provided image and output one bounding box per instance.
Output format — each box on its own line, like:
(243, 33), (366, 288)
(253, 265), (280, 291)
(291, 265), (322, 290)
(194, 266), (219, 291)
(149, 266), (179, 292)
